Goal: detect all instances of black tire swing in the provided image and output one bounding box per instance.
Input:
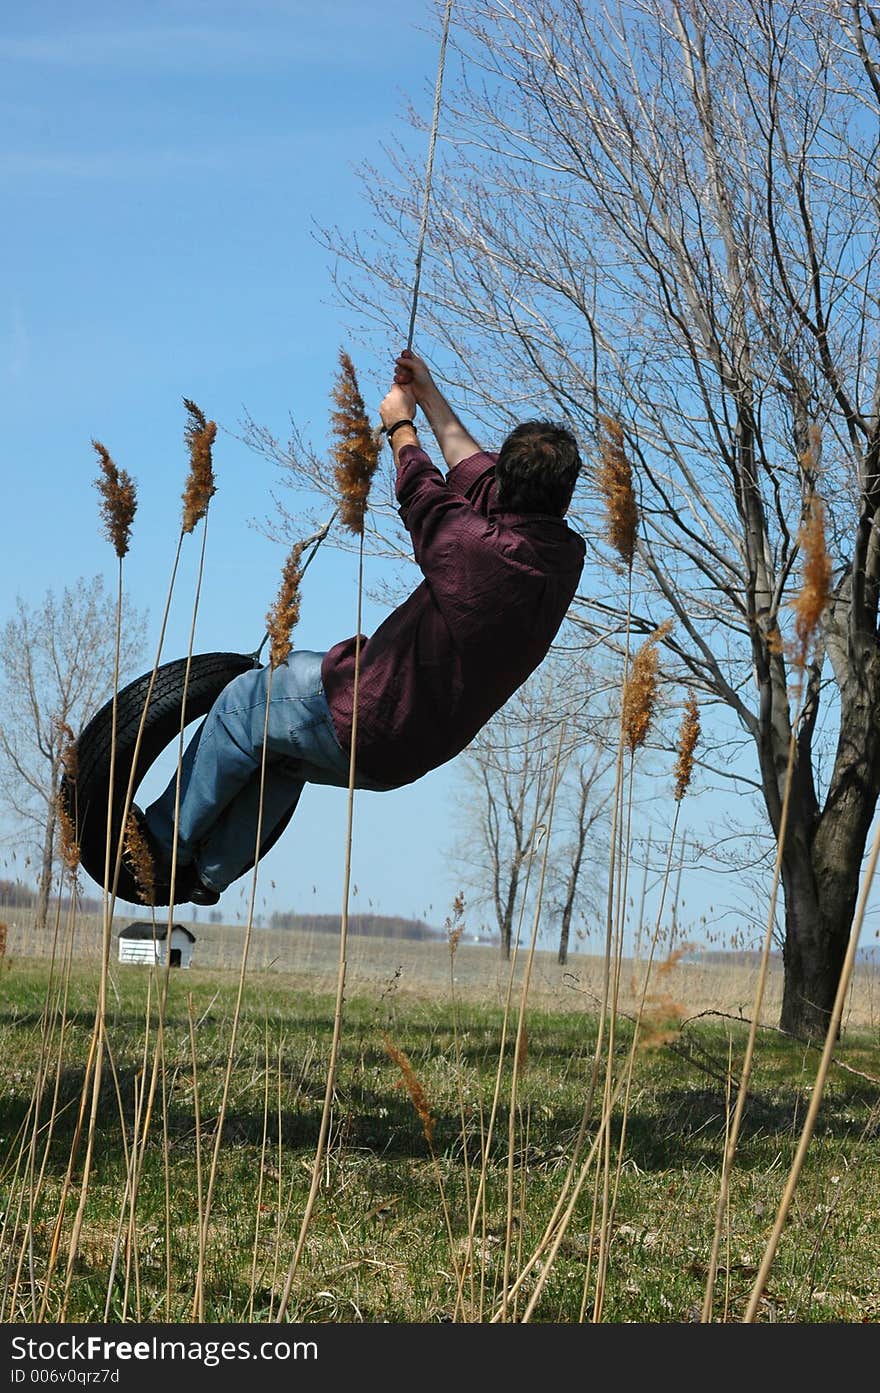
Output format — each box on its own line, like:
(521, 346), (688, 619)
(60, 649), (295, 907)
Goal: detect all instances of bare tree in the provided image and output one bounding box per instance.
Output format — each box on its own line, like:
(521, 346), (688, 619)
(278, 0), (880, 1039)
(550, 744), (612, 963)
(452, 648), (614, 958)
(0, 576), (147, 926)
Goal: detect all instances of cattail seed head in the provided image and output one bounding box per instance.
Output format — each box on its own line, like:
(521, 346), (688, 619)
(57, 719), (78, 783)
(93, 441), (137, 558)
(330, 350), (380, 535)
(56, 787), (80, 874)
(445, 890), (466, 957)
(622, 621), (671, 754)
(383, 1034), (435, 1147)
(181, 398), (217, 534)
(597, 415), (639, 569)
(266, 540), (305, 669)
(673, 692), (700, 802)
(792, 497), (831, 671)
(798, 421), (822, 477)
(124, 809), (156, 905)
(640, 952), (685, 1049)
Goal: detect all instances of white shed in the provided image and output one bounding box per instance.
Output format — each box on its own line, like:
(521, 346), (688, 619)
(118, 923), (195, 969)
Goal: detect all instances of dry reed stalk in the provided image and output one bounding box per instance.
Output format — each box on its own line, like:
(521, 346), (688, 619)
(54, 433), (142, 1310)
(491, 1068), (630, 1322)
(445, 891), (475, 1313)
(274, 359), (382, 1316)
(194, 519), (298, 1315)
(701, 817), (793, 1318)
(59, 562), (126, 1317)
(107, 394), (217, 924)
(596, 415), (639, 569)
(125, 969), (167, 1323)
(592, 626), (670, 1319)
(118, 504), (215, 1319)
(596, 694), (700, 1292)
(160, 1045), (172, 1318)
(452, 754), (548, 1322)
(519, 593), (639, 1321)
(743, 803), (880, 1321)
(192, 774), (264, 1319)
(7, 893), (77, 1320)
(81, 399), (215, 1318)
(383, 1035), (462, 1296)
(247, 1023), (273, 1322)
(39, 1024), (98, 1320)
(101, 1037), (139, 1320)
(187, 993), (206, 1318)
(513, 1102), (530, 1323)
(722, 1037), (734, 1323)
(181, 399), (217, 534)
(330, 350), (380, 535)
(592, 740), (636, 1320)
(275, 539), (366, 1320)
(383, 1036), (436, 1148)
(701, 496), (828, 1321)
(270, 1045), (286, 1319)
(501, 725), (566, 1321)
(103, 989), (149, 1319)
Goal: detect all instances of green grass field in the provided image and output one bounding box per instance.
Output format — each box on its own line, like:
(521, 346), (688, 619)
(1, 935), (878, 1324)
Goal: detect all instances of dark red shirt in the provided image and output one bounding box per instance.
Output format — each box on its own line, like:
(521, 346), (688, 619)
(320, 445), (585, 787)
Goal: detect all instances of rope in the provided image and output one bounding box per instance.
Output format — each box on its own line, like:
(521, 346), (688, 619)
(259, 0), (455, 658)
(405, 0), (455, 351)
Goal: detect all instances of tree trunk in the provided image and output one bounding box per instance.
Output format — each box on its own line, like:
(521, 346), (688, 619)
(557, 903), (573, 965)
(35, 795), (57, 930)
(500, 902), (514, 959)
(779, 679), (880, 1039)
(779, 859), (852, 1039)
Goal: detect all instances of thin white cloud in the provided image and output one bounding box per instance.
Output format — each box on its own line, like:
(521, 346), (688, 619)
(0, 120), (387, 179)
(0, 19), (378, 70)
(0, 104), (400, 180)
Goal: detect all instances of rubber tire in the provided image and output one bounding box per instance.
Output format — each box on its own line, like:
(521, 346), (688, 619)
(60, 651), (295, 907)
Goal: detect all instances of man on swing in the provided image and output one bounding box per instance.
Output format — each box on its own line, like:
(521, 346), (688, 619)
(139, 348), (586, 905)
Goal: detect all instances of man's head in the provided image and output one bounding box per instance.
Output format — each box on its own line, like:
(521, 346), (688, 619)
(495, 420), (581, 517)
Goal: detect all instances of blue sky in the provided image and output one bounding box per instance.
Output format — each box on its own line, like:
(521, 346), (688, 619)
(2, 2), (835, 955)
(1, 0), (479, 930)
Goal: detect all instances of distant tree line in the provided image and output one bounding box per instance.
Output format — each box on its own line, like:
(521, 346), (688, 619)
(267, 911), (457, 941)
(0, 878), (103, 915)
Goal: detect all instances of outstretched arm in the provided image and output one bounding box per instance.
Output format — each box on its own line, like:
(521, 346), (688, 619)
(394, 349), (481, 470)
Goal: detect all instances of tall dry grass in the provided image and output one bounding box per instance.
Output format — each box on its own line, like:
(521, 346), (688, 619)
(275, 349), (379, 1319)
(5, 385), (879, 1328)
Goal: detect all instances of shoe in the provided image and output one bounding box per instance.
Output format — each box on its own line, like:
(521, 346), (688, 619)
(187, 874), (221, 907)
(170, 857), (221, 906)
(126, 805), (219, 905)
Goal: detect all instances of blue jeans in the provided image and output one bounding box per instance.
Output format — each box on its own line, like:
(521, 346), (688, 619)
(144, 649), (385, 892)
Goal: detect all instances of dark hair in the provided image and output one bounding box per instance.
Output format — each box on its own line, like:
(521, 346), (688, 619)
(495, 420), (581, 516)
